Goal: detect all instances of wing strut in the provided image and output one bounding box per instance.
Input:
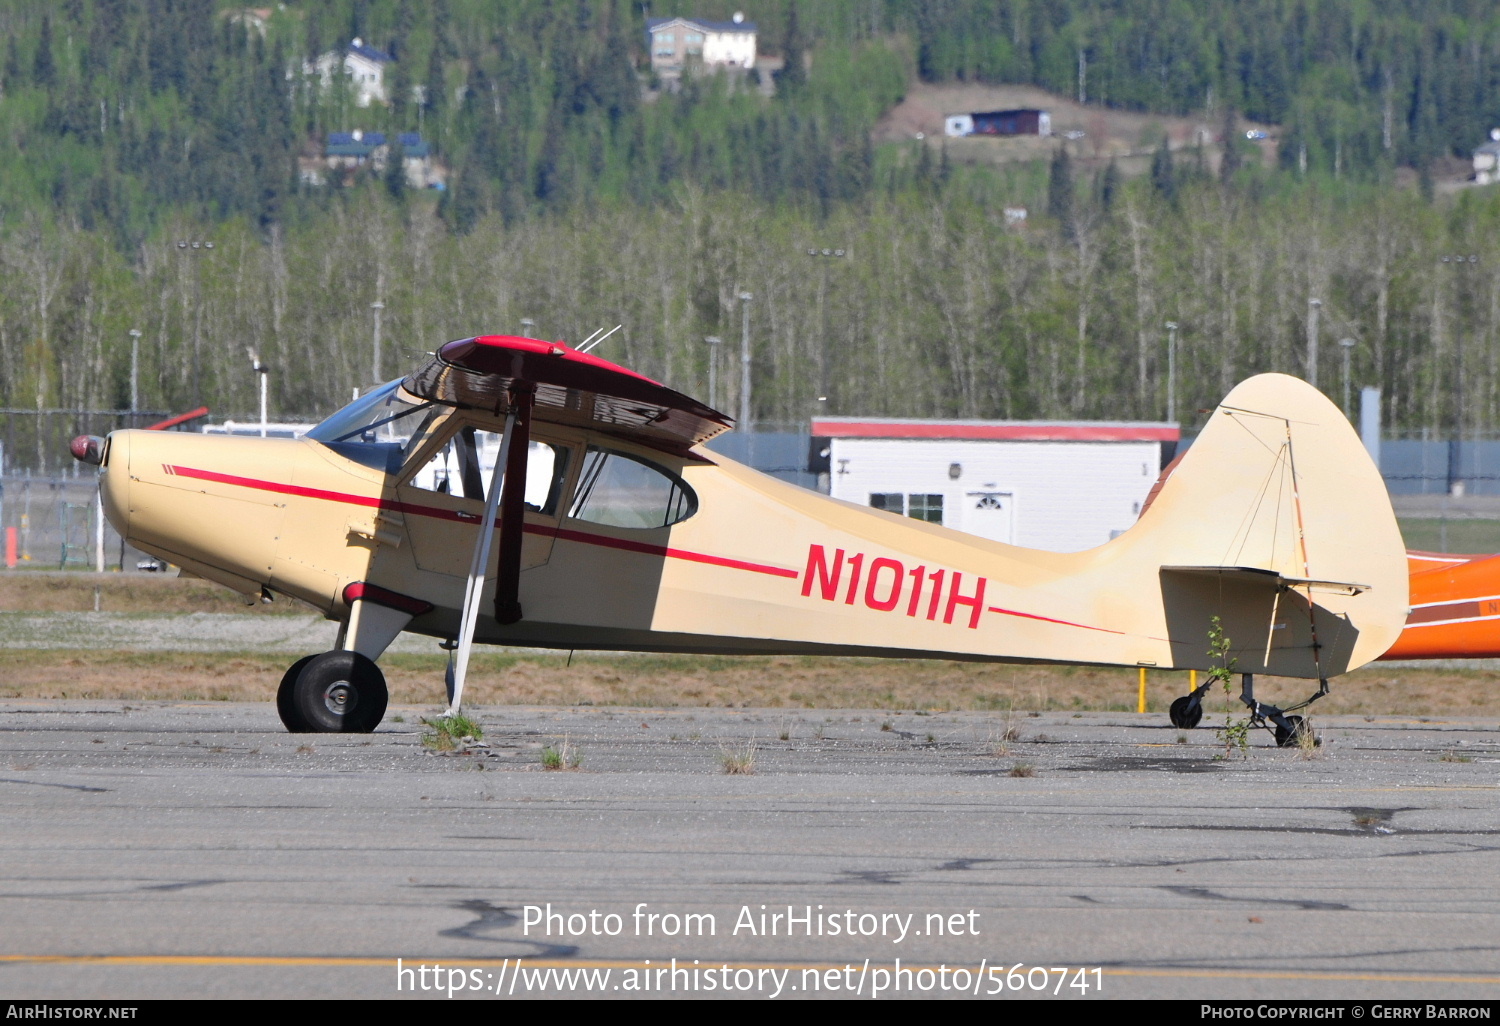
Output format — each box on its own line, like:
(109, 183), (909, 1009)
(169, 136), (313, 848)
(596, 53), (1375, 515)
(494, 385), (534, 626)
(445, 388), (531, 716)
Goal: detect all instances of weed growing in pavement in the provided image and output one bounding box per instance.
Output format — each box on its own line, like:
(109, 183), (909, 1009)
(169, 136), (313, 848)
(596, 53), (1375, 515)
(1008, 762), (1035, 778)
(1294, 724), (1323, 759)
(1205, 617), (1250, 756)
(719, 741), (756, 775)
(541, 735), (583, 770)
(422, 713), (483, 751)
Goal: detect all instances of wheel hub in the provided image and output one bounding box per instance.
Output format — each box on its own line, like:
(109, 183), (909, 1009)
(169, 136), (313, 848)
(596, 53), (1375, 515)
(322, 679), (358, 716)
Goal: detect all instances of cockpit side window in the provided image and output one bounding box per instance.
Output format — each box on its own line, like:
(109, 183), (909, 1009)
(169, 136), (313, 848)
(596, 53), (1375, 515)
(405, 422), (571, 516)
(568, 447), (697, 529)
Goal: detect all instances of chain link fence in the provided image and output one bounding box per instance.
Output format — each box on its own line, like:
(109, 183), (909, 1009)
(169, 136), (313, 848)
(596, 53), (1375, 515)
(0, 473), (158, 572)
(6, 406), (1500, 572)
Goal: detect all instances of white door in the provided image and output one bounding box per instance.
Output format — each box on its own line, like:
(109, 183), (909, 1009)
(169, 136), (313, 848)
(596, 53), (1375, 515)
(964, 491), (1014, 544)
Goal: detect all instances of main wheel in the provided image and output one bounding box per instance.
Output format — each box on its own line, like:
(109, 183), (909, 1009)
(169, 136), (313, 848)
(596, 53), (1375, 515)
(276, 655), (317, 732)
(1274, 714), (1309, 748)
(291, 651), (388, 733)
(1169, 695), (1203, 729)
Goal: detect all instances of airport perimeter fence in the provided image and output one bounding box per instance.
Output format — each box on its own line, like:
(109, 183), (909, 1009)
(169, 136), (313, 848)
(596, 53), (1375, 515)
(1381, 438), (1500, 496)
(5, 406), (1499, 573)
(0, 472), (155, 572)
(0, 408), (181, 477)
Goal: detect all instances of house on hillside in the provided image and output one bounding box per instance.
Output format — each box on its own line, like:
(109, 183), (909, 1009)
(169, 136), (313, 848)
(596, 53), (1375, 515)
(312, 131), (443, 188)
(646, 14), (757, 77)
(221, 7), (272, 37)
(945, 109), (1052, 138)
(1475, 134), (1500, 185)
(307, 38), (394, 108)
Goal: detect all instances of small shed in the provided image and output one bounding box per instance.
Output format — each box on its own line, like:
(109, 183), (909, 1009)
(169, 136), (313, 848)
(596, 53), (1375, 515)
(945, 109), (1052, 138)
(811, 417), (1179, 553)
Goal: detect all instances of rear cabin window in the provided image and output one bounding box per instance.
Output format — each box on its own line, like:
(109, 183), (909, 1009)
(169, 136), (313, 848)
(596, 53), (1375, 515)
(569, 448), (697, 529)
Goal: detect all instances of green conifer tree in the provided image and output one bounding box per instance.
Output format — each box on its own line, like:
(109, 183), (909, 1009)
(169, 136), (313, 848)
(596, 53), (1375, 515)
(1151, 136), (1176, 201)
(33, 13), (56, 87)
(1220, 106), (1242, 184)
(776, 2), (806, 92)
(4, 35), (23, 88)
(1047, 146), (1074, 229)
(385, 137), (407, 203)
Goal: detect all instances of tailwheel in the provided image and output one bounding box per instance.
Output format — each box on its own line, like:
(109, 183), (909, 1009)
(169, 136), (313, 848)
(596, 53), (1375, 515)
(285, 651), (388, 733)
(1168, 695), (1204, 729)
(1273, 714), (1314, 748)
(276, 655), (317, 732)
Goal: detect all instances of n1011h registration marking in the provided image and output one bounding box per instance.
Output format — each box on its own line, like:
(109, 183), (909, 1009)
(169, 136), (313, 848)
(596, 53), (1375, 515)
(798, 543), (1126, 637)
(800, 544), (986, 628)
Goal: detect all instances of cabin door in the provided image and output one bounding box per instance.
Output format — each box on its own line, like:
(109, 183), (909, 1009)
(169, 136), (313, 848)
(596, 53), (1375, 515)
(396, 424), (572, 577)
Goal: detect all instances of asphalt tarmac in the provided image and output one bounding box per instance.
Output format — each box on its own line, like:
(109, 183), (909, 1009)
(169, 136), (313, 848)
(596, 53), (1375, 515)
(0, 701), (1496, 1000)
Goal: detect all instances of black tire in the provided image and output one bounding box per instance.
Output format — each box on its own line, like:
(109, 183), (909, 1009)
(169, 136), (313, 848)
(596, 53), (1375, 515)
(1274, 714), (1309, 748)
(276, 655), (317, 733)
(1169, 695), (1203, 729)
(291, 651), (388, 733)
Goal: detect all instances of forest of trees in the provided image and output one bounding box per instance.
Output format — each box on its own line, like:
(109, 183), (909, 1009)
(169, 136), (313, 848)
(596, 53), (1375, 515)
(3, 1), (1500, 471)
(9, 172), (1500, 468)
(2, 0), (1499, 238)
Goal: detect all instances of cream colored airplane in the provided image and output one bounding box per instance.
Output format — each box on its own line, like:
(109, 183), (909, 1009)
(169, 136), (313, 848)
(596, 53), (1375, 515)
(71, 335), (1408, 744)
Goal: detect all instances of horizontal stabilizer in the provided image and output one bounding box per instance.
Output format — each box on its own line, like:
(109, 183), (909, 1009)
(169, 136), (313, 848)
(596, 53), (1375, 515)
(1160, 565), (1370, 596)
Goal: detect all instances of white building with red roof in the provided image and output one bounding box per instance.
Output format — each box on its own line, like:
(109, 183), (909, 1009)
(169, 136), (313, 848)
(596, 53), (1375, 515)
(811, 417), (1180, 552)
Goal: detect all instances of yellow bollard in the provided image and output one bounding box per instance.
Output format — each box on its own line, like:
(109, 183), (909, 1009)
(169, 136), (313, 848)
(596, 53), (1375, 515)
(1190, 669), (1198, 691)
(1137, 667), (1147, 713)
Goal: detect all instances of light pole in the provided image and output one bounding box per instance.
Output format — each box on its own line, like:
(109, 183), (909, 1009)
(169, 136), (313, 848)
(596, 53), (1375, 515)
(1306, 297), (1322, 388)
(176, 240), (214, 407)
(703, 336), (721, 409)
(1165, 321), (1178, 423)
(128, 329), (142, 420)
(1339, 337), (1356, 418)
(737, 294), (752, 431)
(806, 248), (848, 410)
(370, 301), (385, 384)
(1438, 254), (1480, 496)
(248, 349), (268, 438)
(520, 317), (536, 339)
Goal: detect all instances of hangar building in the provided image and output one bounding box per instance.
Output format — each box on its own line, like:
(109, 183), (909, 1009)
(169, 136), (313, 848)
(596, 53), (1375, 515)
(811, 418), (1180, 553)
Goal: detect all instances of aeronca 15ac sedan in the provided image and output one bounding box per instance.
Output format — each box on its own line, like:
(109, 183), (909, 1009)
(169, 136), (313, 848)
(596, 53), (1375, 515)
(71, 335), (1410, 745)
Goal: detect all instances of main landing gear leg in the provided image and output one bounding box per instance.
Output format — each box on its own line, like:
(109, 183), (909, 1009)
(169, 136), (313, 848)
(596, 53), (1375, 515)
(277, 597), (409, 733)
(1238, 673), (1326, 748)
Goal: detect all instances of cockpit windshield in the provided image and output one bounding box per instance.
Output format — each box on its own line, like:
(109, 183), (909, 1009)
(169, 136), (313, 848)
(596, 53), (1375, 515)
(306, 381), (444, 471)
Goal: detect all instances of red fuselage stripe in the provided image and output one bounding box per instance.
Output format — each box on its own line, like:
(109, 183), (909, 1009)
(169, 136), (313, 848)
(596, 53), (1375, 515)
(165, 465), (800, 579)
(986, 604), (1127, 635)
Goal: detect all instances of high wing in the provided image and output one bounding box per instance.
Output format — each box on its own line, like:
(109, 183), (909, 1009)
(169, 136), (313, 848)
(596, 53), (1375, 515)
(404, 335), (732, 456)
(404, 334), (732, 710)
